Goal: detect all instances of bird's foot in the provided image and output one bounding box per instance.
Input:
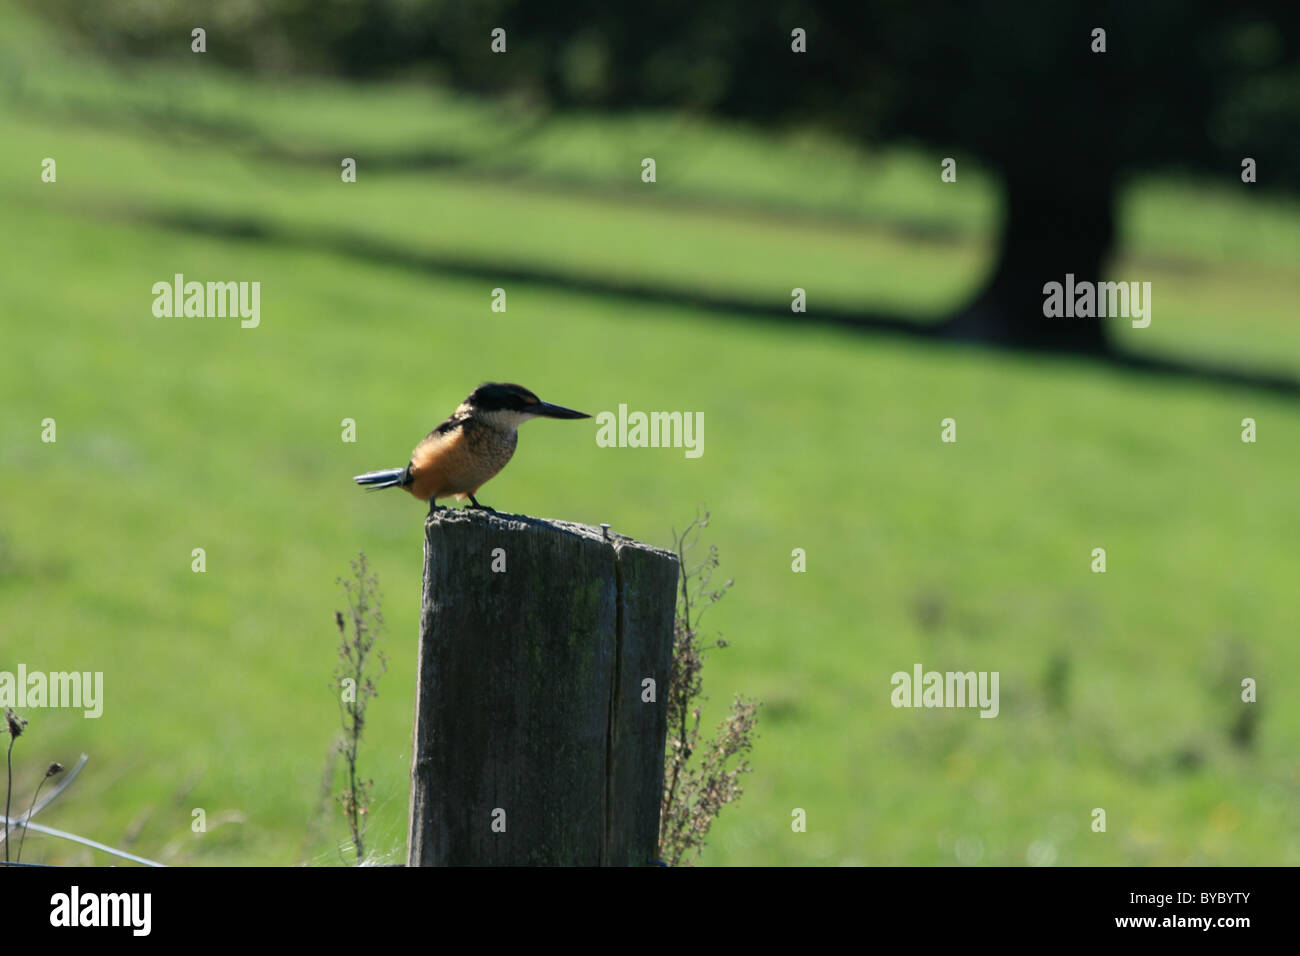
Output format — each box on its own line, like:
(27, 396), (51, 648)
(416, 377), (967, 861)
(466, 494), (495, 512)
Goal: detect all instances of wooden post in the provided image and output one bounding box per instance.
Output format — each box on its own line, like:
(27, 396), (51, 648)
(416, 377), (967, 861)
(407, 508), (678, 866)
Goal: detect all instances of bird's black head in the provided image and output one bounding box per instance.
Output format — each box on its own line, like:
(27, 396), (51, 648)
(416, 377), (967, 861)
(467, 382), (541, 412)
(465, 383), (590, 420)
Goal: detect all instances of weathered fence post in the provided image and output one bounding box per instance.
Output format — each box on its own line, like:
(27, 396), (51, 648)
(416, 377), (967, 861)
(407, 508), (678, 866)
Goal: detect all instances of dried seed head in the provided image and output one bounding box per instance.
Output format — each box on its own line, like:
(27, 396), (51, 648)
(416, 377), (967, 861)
(45, 762), (64, 777)
(5, 709), (27, 738)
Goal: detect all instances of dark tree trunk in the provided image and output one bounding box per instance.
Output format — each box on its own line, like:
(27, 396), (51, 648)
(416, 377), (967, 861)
(943, 161), (1116, 354)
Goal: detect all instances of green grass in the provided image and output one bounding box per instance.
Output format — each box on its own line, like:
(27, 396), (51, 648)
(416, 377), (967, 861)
(1, 3), (1298, 865)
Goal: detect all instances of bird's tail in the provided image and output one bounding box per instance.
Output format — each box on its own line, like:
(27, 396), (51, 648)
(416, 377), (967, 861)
(353, 466), (410, 491)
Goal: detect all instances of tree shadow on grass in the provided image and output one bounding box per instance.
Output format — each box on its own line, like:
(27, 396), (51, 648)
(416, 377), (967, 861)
(134, 206), (1300, 400)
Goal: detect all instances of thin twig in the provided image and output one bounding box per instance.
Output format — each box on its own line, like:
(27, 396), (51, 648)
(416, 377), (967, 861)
(0, 753), (89, 845)
(3, 733), (13, 863)
(16, 762), (62, 863)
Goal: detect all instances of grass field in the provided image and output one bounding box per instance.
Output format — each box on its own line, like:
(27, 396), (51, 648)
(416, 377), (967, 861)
(2, 4), (1299, 865)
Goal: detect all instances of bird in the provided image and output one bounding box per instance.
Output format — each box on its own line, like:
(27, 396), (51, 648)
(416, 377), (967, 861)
(353, 382), (590, 511)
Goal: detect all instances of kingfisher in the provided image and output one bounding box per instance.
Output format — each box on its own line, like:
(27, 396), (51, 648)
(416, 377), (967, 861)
(353, 382), (590, 511)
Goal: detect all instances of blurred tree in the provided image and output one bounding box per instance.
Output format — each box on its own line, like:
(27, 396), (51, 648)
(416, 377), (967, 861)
(37, 0), (1299, 352)
(420, 0), (1299, 353)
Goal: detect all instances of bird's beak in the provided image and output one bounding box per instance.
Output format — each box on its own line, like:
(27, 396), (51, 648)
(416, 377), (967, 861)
(534, 401), (591, 420)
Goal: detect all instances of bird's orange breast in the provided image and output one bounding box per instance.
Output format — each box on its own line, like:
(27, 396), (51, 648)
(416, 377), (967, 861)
(406, 423), (517, 501)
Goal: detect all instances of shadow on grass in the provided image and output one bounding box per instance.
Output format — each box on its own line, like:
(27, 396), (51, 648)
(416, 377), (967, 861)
(130, 206), (1300, 399)
(11, 92), (974, 242)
